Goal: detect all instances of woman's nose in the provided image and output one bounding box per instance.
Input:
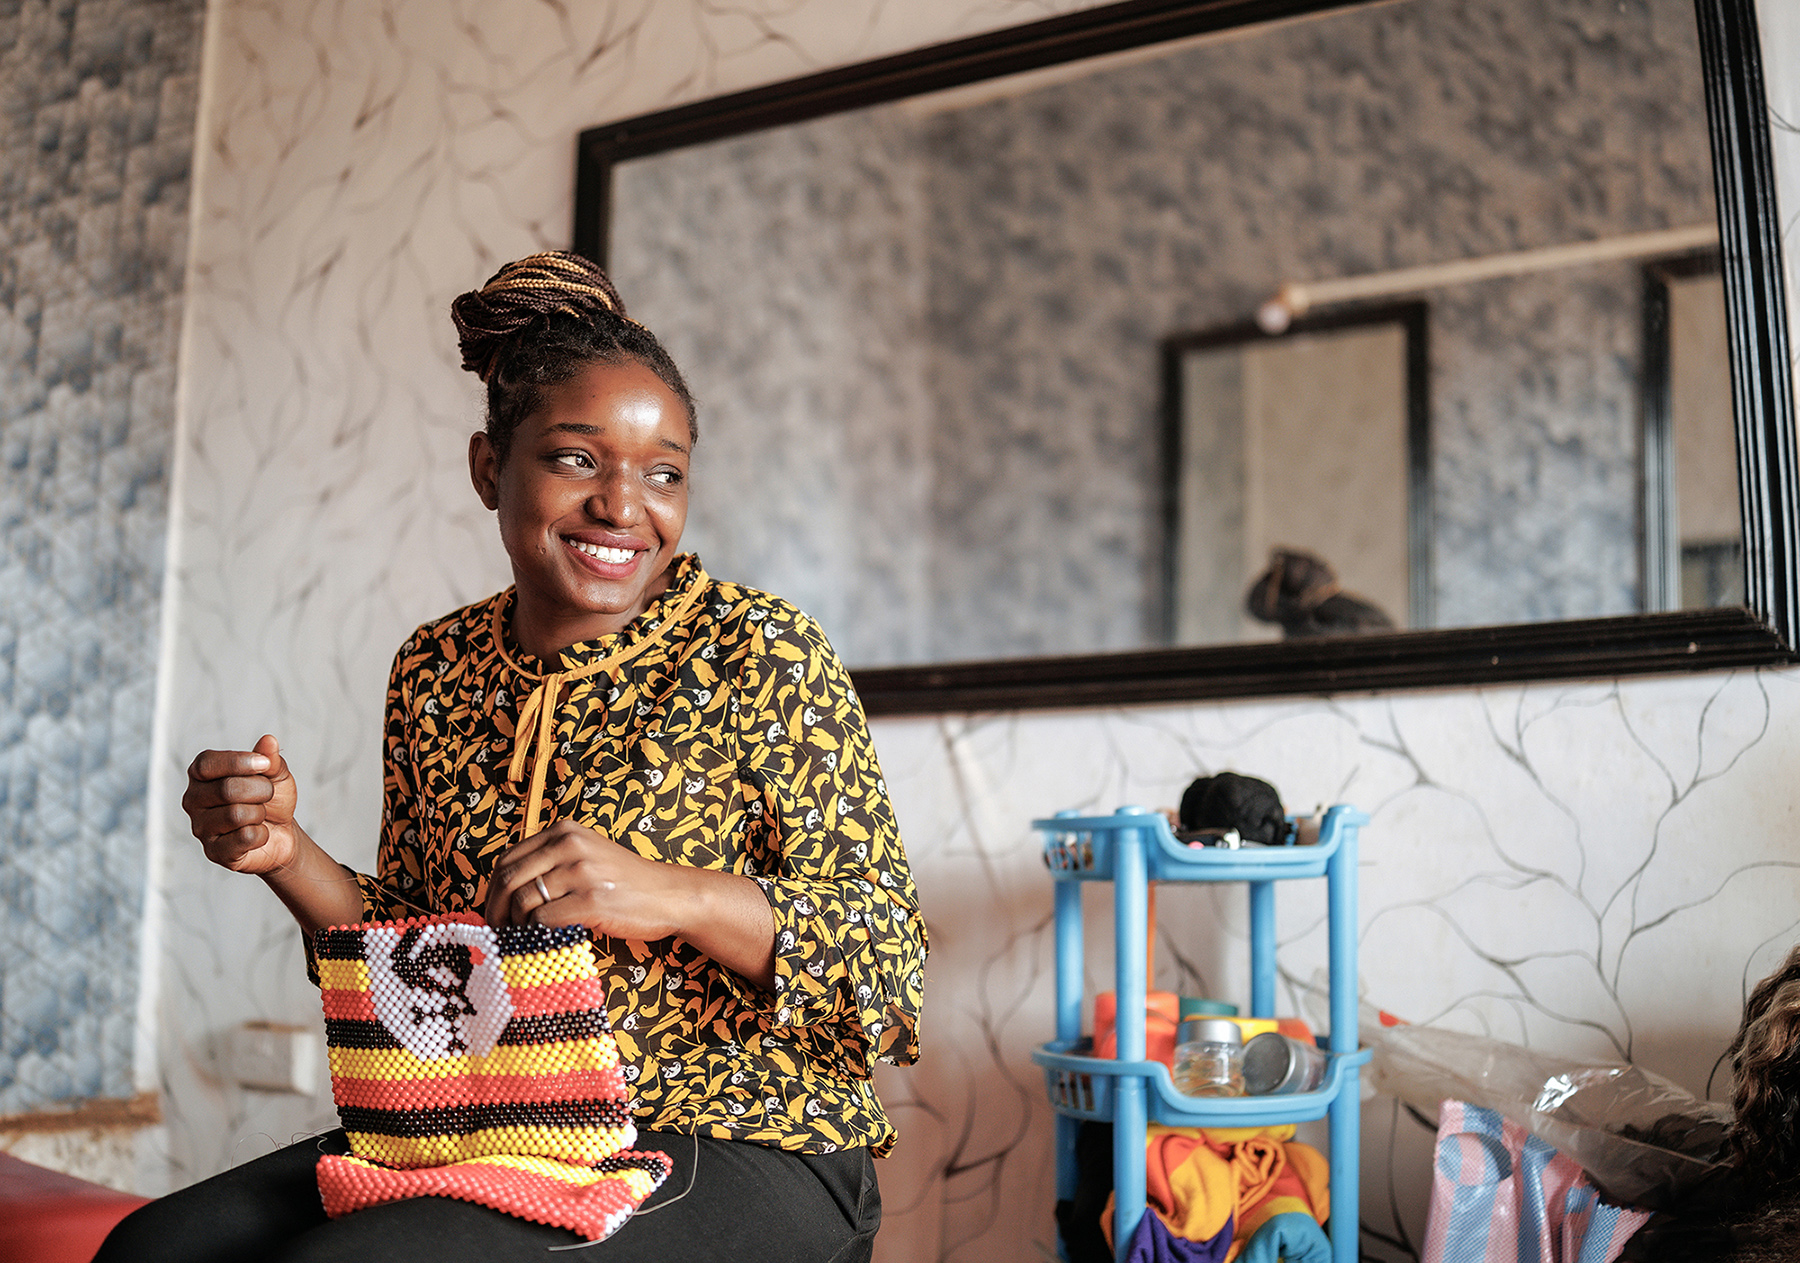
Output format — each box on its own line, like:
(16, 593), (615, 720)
(588, 478), (638, 524)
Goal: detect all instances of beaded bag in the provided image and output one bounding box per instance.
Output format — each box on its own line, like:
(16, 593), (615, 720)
(313, 913), (670, 1241)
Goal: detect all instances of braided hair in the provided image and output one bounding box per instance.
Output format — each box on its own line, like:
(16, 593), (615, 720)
(450, 251), (696, 463)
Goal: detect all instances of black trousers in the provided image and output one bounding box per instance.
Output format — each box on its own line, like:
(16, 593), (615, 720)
(96, 1129), (880, 1263)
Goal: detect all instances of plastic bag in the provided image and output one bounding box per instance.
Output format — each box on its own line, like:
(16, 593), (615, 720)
(1421, 1100), (1650, 1263)
(1368, 1025), (1731, 1210)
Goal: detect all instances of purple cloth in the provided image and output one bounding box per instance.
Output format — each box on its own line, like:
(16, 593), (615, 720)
(1123, 1206), (1231, 1263)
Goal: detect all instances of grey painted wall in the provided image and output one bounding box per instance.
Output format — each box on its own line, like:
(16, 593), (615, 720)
(613, 109), (935, 668)
(613, 0), (1716, 664)
(0, 0), (203, 1111)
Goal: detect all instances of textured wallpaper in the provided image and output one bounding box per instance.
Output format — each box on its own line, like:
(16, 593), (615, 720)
(614, 0), (1715, 663)
(870, 668), (1800, 1259)
(0, 0), (203, 1113)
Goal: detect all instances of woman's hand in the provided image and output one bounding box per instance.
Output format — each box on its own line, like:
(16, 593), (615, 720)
(182, 734), (364, 932)
(486, 820), (776, 990)
(485, 820), (687, 940)
(182, 734), (298, 874)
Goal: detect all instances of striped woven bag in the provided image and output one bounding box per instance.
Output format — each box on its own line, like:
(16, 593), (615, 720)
(314, 913), (670, 1241)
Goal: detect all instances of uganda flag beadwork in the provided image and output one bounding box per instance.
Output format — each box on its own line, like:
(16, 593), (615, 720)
(314, 913), (671, 1241)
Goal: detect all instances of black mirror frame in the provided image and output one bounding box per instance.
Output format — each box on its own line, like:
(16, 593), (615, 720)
(574, 0), (1796, 717)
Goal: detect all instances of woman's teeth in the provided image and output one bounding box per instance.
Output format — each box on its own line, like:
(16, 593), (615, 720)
(571, 540), (635, 564)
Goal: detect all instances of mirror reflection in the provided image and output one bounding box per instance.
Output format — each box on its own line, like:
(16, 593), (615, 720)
(1167, 307), (1424, 645)
(1644, 257), (1743, 611)
(609, 0), (1735, 669)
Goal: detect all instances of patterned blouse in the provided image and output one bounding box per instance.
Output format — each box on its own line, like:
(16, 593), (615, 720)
(327, 554), (926, 1156)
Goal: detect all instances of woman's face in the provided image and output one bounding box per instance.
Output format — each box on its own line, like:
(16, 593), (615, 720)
(470, 359), (691, 653)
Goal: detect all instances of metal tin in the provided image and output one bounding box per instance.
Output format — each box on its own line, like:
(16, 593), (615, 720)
(1241, 1030), (1328, 1095)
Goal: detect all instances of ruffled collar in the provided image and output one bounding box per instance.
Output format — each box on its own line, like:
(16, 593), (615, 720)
(482, 552), (710, 839)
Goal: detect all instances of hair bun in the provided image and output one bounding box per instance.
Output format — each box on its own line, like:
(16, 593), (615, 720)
(451, 252), (631, 382)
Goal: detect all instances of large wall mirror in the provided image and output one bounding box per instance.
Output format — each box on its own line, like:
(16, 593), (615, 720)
(576, 0), (1796, 714)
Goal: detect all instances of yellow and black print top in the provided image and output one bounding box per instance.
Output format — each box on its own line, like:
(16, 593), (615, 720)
(338, 554), (926, 1155)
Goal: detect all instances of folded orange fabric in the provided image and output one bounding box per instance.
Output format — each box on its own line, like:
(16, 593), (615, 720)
(1225, 1133), (1328, 1262)
(1106, 1124), (1328, 1258)
(1146, 1128), (1234, 1243)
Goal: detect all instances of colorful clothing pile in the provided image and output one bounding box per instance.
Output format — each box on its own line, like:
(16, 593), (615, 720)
(315, 914), (671, 1241)
(1109, 1124), (1331, 1263)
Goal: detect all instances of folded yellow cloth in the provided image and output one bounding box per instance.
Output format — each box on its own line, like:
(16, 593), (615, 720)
(1105, 1124), (1329, 1258)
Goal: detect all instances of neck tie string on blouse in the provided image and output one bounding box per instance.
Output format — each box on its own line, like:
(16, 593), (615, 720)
(493, 579), (706, 838)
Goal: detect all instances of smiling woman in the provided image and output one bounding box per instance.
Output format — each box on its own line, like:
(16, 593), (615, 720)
(468, 359), (693, 656)
(100, 253), (924, 1263)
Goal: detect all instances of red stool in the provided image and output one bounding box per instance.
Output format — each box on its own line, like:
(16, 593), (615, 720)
(0, 1151), (148, 1263)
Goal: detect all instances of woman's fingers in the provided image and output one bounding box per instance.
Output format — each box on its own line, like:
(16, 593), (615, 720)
(483, 825), (566, 925)
(201, 822), (275, 869)
(185, 747), (272, 789)
(183, 751), (277, 844)
(485, 822), (642, 928)
(486, 824), (695, 940)
(251, 734), (292, 790)
(188, 798), (267, 839)
(189, 744), (274, 776)
(183, 738), (300, 874)
(525, 871), (559, 919)
(182, 772), (275, 813)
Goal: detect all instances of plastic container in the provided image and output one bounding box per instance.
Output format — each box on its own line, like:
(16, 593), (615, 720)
(1179, 996), (1239, 1019)
(1242, 1031), (1330, 1095)
(1094, 991), (1180, 1066)
(1223, 1016), (1279, 1042)
(1172, 1017), (1245, 1096)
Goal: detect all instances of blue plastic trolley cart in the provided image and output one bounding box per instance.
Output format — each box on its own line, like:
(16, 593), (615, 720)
(1030, 805), (1370, 1263)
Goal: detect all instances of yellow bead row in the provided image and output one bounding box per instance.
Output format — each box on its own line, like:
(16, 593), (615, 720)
(499, 946), (598, 989)
(346, 1124), (634, 1167)
(329, 1039), (618, 1081)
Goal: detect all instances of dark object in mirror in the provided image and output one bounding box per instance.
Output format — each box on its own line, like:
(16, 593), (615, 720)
(1177, 773), (1288, 846)
(1246, 549), (1395, 640)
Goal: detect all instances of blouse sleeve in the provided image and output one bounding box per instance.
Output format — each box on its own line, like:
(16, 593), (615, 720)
(303, 636), (433, 984)
(730, 611), (927, 1069)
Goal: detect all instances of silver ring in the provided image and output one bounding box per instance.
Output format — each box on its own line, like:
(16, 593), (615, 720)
(533, 875), (551, 903)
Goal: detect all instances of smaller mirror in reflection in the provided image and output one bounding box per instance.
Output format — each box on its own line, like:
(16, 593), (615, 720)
(1165, 306), (1427, 646)
(1643, 254), (1744, 612)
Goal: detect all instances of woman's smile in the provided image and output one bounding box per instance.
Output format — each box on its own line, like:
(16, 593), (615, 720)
(469, 359), (692, 658)
(565, 537), (639, 568)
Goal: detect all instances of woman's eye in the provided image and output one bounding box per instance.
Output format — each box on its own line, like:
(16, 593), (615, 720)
(650, 468), (683, 486)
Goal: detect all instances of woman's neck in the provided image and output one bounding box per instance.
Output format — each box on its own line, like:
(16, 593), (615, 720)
(507, 567), (676, 661)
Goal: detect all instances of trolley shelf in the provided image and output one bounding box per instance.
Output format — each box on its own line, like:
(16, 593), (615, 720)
(1037, 802), (1366, 1263)
(1034, 1040), (1372, 1127)
(1037, 810), (1345, 882)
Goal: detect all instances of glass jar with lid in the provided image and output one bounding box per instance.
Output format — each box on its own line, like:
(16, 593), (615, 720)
(1171, 1017), (1245, 1096)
